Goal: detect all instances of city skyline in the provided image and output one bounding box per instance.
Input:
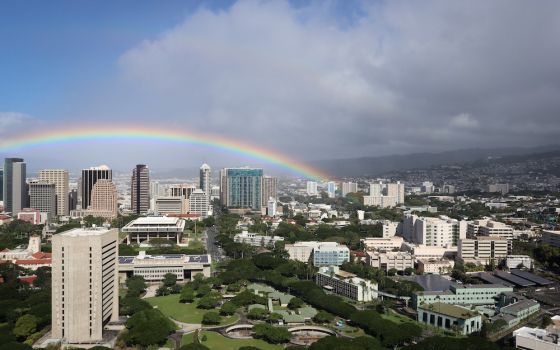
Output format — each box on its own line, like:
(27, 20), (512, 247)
(1, 1), (559, 169)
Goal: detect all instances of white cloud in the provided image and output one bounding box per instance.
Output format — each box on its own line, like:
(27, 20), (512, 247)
(0, 112), (33, 134)
(449, 113), (479, 129)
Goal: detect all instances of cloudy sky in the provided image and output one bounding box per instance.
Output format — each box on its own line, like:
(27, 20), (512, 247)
(1, 0), (559, 173)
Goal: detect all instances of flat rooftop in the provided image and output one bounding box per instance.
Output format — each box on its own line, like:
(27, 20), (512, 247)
(128, 217), (180, 225)
(419, 302), (479, 319)
(58, 227), (112, 237)
(118, 254), (210, 264)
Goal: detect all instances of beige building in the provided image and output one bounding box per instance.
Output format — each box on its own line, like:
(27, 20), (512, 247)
(366, 251), (414, 272)
(285, 241), (339, 262)
(89, 179), (118, 218)
(39, 169), (70, 216)
(417, 259), (454, 274)
(361, 236), (404, 251)
(51, 228), (119, 344)
(316, 266), (378, 302)
(458, 236), (508, 264)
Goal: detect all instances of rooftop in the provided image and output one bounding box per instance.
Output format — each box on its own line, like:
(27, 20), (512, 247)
(128, 216), (180, 225)
(58, 227), (112, 237)
(500, 299), (540, 314)
(419, 302), (479, 320)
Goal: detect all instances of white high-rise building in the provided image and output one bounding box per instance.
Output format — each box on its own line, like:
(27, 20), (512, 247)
(267, 197), (277, 217)
(458, 236), (509, 264)
(326, 181), (337, 198)
(51, 227), (119, 344)
(199, 163), (211, 201)
(363, 181), (404, 208)
(39, 169), (69, 216)
(189, 189), (209, 218)
(306, 181), (318, 196)
(413, 216), (467, 247)
(341, 182), (358, 197)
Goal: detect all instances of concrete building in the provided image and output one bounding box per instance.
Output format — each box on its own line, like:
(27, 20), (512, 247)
(189, 189), (209, 218)
(417, 303), (482, 335)
(220, 168), (263, 211)
(123, 216), (185, 244)
(28, 181), (57, 221)
(81, 165), (112, 210)
(199, 163), (211, 201)
(17, 208), (44, 225)
(154, 197), (185, 215)
(458, 236), (509, 264)
(492, 297), (540, 328)
(363, 181), (404, 208)
(119, 251), (211, 282)
(361, 236), (404, 252)
(131, 164), (150, 215)
(341, 182), (358, 197)
(326, 181), (337, 198)
(233, 231), (284, 248)
(401, 242), (458, 260)
(89, 179), (118, 219)
(365, 251), (414, 272)
(412, 283), (513, 308)
(542, 230), (560, 248)
(3, 158), (26, 215)
(413, 216), (467, 247)
(51, 227), (119, 344)
(285, 241), (340, 263)
(261, 176), (278, 208)
(267, 198), (277, 217)
(417, 259), (454, 274)
(313, 244), (350, 267)
(316, 266), (378, 302)
(487, 183), (509, 194)
(39, 169), (69, 216)
(506, 255), (533, 269)
(306, 181), (318, 196)
(169, 183), (197, 199)
(514, 326), (560, 350)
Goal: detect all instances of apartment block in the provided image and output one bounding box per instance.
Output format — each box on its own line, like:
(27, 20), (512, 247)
(316, 266), (378, 302)
(365, 251), (414, 272)
(458, 236), (509, 264)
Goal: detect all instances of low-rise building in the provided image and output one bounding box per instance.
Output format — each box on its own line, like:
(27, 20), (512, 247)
(118, 251), (211, 281)
(506, 255), (533, 269)
(285, 241), (337, 263)
(417, 259), (454, 274)
(123, 216), (185, 244)
(233, 231), (284, 248)
(417, 302), (482, 335)
(413, 283), (513, 308)
(361, 236), (404, 251)
(312, 244), (350, 266)
(542, 230), (560, 248)
(492, 297), (540, 328)
(365, 251), (414, 272)
(514, 326), (560, 350)
(458, 236), (509, 264)
(316, 266), (378, 302)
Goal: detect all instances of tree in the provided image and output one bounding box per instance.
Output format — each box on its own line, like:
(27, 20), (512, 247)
(180, 288), (195, 303)
(220, 302), (237, 316)
(120, 297), (152, 316)
(404, 267), (415, 276)
(269, 312), (283, 324)
(253, 324), (291, 344)
(288, 297), (304, 310)
(125, 309), (176, 347)
(313, 311), (334, 323)
(248, 307), (268, 320)
(163, 273), (177, 287)
(156, 285), (170, 296)
(542, 314), (553, 328)
(126, 276), (147, 297)
(196, 284), (212, 297)
(202, 311), (221, 325)
(13, 314), (38, 339)
(387, 268), (398, 276)
(197, 296), (220, 309)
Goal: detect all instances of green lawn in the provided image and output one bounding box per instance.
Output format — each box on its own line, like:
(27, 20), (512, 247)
(182, 331), (283, 350)
(380, 309), (415, 324)
(146, 294), (238, 325)
(163, 338), (175, 349)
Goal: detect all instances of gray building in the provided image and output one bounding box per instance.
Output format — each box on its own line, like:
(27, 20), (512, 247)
(3, 158), (26, 215)
(131, 164), (150, 215)
(199, 163), (211, 201)
(29, 181), (57, 221)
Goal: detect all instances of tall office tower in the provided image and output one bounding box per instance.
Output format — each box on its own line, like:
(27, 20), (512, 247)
(261, 176), (278, 206)
(342, 182), (358, 197)
(81, 165), (112, 210)
(28, 181), (57, 221)
(327, 181), (337, 198)
(0, 168), (3, 201)
(51, 227), (119, 344)
(68, 189), (78, 211)
(199, 163), (211, 200)
(189, 189), (209, 218)
(220, 168), (263, 210)
(3, 158), (26, 215)
(39, 169), (69, 216)
(306, 181), (318, 196)
(130, 164), (150, 215)
(219, 169), (228, 206)
(90, 180), (118, 218)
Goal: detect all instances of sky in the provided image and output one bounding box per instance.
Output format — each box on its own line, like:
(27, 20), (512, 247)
(1, 0), (560, 173)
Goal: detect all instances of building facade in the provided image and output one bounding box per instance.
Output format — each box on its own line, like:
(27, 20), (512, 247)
(39, 169), (69, 216)
(306, 181), (318, 196)
(261, 176), (278, 207)
(188, 189), (209, 218)
(119, 251), (211, 282)
(220, 168), (263, 211)
(123, 216), (186, 244)
(89, 179), (118, 219)
(51, 228), (119, 344)
(316, 266), (378, 302)
(131, 164), (150, 215)
(233, 231), (284, 247)
(417, 303), (482, 335)
(458, 236), (509, 264)
(312, 244), (350, 267)
(412, 283), (513, 308)
(28, 181), (57, 221)
(199, 163), (211, 201)
(341, 182), (358, 197)
(81, 165), (112, 210)
(366, 251), (414, 272)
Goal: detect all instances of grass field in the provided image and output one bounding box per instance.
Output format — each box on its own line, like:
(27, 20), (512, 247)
(380, 309), (415, 324)
(182, 331), (283, 350)
(146, 294), (238, 325)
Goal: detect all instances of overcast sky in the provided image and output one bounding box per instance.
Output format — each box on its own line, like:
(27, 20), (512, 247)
(1, 0), (559, 173)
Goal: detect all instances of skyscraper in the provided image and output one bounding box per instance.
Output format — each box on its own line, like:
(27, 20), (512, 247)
(199, 163), (211, 201)
(81, 165), (112, 210)
(189, 189), (209, 218)
(261, 176), (278, 206)
(306, 181), (318, 196)
(28, 181), (57, 221)
(220, 167), (263, 210)
(51, 227), (119, 344)
(39, 169), (69, 216)
(131, 164), (150, 215)
(3, 158), (26, 215)
(327, 181), (337, 198)
(0, 167), (3, 201)
(90, 180), (118, 219)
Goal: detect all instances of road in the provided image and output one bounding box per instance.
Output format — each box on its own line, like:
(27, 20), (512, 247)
(205, 225), (224, 264)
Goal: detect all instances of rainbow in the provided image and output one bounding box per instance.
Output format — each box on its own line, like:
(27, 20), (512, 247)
(0, 125), (329, 180)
